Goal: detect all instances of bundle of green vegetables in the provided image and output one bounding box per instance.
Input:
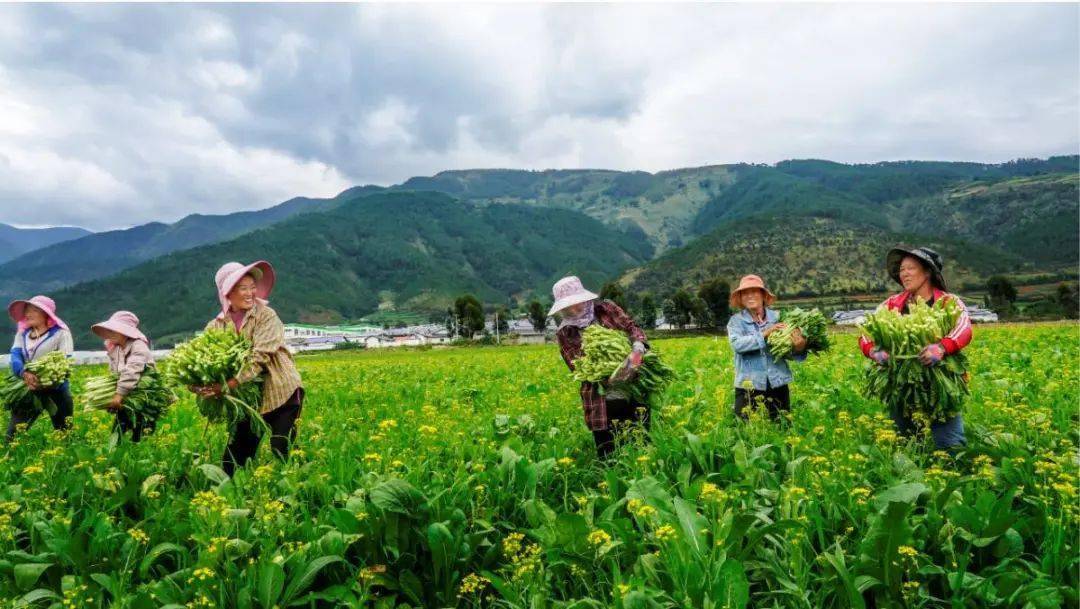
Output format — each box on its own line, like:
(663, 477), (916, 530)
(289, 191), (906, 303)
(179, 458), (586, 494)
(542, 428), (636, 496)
(767, 307), (830, 360)
(0, 351), (72, 417)
(861, 297), (969, 423)
(161, 329), (263, 429)
(83, 367), (176, 423)
(571, 325), (676, 403)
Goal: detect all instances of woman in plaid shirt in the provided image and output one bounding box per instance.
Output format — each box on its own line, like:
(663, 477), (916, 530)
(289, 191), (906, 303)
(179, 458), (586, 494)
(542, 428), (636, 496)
(189, 260), (305, 477)
(552, 276), (651, 459)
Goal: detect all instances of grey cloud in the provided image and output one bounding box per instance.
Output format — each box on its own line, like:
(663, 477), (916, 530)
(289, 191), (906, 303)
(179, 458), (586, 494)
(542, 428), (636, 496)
(0, 3), (1075, 230)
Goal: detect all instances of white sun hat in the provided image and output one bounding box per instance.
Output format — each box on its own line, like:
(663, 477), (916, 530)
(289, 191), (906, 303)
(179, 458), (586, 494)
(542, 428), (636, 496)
(548, 275), (599, 316)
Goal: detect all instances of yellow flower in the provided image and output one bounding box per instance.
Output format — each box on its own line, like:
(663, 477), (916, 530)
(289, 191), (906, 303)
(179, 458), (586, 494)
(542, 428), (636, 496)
(128, 528), (149, 544)
(700, 482), (727, 503)
(22, 464), (43, 476)
(897, 545), (918, 558)
(458, 572), (490, 595)
(418, 425), (438, 435)
(653, 524), (677, 542)
(557, 457), (574, 468)
(587, 529), (612, 547)
(627, 498), (657, 518)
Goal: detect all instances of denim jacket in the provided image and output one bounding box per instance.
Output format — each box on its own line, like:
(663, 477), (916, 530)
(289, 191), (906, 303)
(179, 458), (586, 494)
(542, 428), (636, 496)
(727, 308), (805, 390)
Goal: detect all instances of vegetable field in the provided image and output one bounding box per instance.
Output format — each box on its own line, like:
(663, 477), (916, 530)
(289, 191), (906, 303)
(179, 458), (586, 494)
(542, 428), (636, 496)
(0, 323), (1076, 608)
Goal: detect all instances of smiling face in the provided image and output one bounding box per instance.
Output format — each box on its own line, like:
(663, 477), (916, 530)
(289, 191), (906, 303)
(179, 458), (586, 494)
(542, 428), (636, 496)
(22, 304), (48, 330)
(898, 256), (931, 294)
(739, 289), (765, 311)
(227, 274), (258, 312)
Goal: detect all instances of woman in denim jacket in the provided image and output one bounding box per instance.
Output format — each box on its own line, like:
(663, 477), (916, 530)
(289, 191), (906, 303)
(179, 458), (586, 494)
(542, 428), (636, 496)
(726, 275), (807, 419)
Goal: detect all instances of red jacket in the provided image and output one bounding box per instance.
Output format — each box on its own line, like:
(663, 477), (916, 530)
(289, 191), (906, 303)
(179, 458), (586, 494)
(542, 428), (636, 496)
(858, 289), (973, 358)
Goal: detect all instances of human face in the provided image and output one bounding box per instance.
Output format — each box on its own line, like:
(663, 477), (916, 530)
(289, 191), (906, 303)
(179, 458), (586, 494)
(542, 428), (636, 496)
(740, 289), (764, 311)
(23, 304), (48, 330)
(228, 275), (258, 311)
(102, 329), (127, 345)
(562, 301), (588, 317)
(899, 256), (931, 294)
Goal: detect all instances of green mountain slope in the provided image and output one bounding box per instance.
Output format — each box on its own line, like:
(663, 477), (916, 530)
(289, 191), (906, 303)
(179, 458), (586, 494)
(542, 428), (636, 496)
(623, 216), (1027, 298)
(56, 192), (652, 347)
(0, 224), (91, 264)
(0, 194), (351, 303)
(392, 166), (736, 251)
(892, 173), (1079, 268)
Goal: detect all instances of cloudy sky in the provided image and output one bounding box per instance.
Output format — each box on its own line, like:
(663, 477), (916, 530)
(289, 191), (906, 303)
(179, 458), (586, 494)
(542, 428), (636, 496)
(0, 3), (1076, 230)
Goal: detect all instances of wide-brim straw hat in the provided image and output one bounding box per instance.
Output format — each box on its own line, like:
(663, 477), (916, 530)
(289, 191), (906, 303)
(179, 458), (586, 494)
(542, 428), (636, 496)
(549, 275), (599, 316)
(8, 295), (67, 330)
(886, 246), (947, 291)
(729, 274), (777, 309)
(214, 260), (275, 317)
(91, 310), (147, 343)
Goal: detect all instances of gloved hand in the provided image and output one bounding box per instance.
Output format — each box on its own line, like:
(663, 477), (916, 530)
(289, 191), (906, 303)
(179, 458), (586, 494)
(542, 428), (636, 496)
(610, 342), (646, 383)
(919, 343), (946, 366)
(869, 349), (890, 366)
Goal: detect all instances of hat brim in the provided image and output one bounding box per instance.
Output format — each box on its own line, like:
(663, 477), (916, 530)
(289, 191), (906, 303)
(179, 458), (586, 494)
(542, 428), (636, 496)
(7, 299), (66, 329)
(548, 291), (598, 317)
(729, 286), (776, 309)
(887, 248), (947, 291)
(221, 261), (276, 302)
(91, 320), (147, 342)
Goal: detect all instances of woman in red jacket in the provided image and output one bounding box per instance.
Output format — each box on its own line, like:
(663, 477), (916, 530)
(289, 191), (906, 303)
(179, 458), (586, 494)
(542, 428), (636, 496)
(859, 247), (972, 448)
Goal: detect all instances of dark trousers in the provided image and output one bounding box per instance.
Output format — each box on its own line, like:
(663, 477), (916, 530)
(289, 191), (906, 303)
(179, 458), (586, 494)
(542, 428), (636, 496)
(592, 398), (651, 459)
(889, 403), (966, 449)
(114, 410), (156, 443)
(5, 385), (74, 441)
(733, 383), (791, 420)
(222, 388), (303, 477)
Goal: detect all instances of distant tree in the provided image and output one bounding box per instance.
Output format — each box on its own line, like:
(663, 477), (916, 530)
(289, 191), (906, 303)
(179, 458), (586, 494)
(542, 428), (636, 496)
(527, 301), (548, 333)
(453, 295), (485, 338)
(493, 305), (510, 335)
(698, 279), (731, 328)
(661, 298), (678, 329)
(1056, 283), (1079, 319)
(691, 296), (711, 328)
(599, 282), (628, 311)
(639, 294), (658, 330)
(987, 276), (1018, 316)
(669, 289), (696, 329)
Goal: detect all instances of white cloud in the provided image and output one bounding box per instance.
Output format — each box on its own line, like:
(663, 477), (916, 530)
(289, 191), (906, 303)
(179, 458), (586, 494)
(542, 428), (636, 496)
(0, 3), (1074, 229)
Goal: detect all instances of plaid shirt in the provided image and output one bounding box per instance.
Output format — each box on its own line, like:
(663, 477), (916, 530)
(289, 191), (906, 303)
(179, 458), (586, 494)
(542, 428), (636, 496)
(205, 302), (303, 414)
(556, 300), (649, 431)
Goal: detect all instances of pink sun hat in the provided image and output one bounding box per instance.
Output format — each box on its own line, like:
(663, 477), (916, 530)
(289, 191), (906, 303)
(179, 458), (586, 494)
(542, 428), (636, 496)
(548, 276), (599, 317)
(91, 311), (148, 343)
(7, 295), (67, 331)
(214, 260), (275, 317)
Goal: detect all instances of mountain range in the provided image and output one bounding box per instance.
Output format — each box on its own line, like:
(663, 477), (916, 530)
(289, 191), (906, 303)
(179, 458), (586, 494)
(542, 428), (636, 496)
(0, 224), (91, 265)
(0, 155), (1074, 347)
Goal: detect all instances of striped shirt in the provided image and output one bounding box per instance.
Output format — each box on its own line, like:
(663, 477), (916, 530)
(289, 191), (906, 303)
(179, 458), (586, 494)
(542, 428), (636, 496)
(205, 302), (302, 414)
(859, 289), (973, 357)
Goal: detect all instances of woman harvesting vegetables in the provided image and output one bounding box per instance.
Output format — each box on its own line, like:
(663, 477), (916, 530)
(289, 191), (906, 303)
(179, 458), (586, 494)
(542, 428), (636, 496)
(727, 275), (807, 420)
(5, 296), (74, 441)
(859, 247), (971, 448)
(89, 311), (164, 442)
(553, 276), (653, 459)
(188, 261), (304, 476)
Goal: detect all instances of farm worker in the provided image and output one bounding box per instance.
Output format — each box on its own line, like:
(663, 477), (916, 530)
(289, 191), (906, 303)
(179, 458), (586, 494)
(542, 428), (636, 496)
(5, 296), (75, 441)
(859, 247), (972, 448)
(189, 261), (305, 476)
(727, 275), (807, 420)
(91, 311), (163, 442)
(552, 276), (651, 459)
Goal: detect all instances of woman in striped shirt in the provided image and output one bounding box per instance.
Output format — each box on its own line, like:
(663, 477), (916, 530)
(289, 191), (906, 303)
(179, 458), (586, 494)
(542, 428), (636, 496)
(189, 261), (304, 477)
(859, 247), (973, 448)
